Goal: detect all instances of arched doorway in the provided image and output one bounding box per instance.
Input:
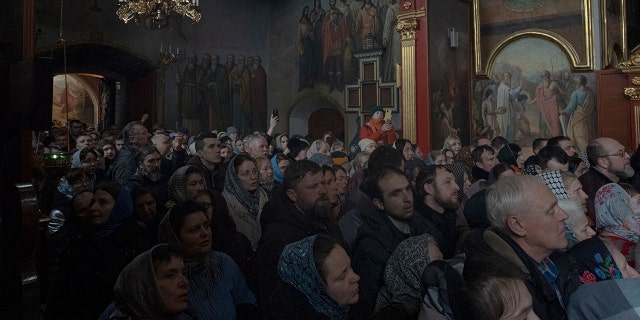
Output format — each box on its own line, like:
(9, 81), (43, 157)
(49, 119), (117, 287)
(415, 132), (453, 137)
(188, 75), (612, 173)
(289, 95), (345, 142)
(37, 43), (156, 128)
(308, 108), (345, 141)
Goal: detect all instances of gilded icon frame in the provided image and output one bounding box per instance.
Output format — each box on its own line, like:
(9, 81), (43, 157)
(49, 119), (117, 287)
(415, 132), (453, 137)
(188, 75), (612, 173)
(473, 0), (594, 76)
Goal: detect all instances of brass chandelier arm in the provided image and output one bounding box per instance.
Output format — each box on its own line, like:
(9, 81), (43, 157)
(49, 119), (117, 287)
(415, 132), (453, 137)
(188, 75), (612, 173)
(116, 0), (201, 28)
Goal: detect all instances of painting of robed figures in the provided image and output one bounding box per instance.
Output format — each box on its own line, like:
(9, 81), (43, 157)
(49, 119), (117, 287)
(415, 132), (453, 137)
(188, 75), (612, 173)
(473, 37), (596, 152)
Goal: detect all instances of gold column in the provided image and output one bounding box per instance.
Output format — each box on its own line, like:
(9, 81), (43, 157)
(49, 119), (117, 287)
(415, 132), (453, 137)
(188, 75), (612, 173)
(397, 10), (425, 142)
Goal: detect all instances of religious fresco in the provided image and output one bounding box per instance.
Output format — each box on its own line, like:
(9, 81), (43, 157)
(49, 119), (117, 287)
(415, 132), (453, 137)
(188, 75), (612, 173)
(51, 74), (99, 128)
(174, 52), (268, 135)
(472, 37), (596, 151)
(294, 0), (401, 93)
(428, 0), (471, 151)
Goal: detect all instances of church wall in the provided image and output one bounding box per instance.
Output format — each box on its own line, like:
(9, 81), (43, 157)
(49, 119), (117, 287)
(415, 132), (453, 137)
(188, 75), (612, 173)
(34, 0), (270, 133)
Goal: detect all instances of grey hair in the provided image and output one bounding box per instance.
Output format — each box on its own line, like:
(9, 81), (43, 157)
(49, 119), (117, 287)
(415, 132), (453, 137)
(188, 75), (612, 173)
(486, 175), (545, 230)
(244, 134), (265, 150)
(557, 199), (584, 231)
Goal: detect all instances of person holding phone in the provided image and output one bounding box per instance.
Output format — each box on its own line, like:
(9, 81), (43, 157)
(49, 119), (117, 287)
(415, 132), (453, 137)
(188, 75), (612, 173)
(360, 106), (396, 147)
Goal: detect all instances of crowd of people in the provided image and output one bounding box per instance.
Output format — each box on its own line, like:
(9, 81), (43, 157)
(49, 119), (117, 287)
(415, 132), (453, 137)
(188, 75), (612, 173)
(31, 108), (640, 319)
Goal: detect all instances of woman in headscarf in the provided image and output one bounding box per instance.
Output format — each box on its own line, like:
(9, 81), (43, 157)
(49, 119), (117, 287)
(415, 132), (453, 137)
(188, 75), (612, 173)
(167, 165), (206, 207)
(101, 244), (193, 320)
(157, 200), (257, 320)
(557, 199), (595, 249)
(46, 182), (134, 319)
(223, 154), (269, 251)
(375, 234), (443, 319)
(566, 236), (640, 284)
(72, 147), (99, 189)
(256, 156), (275, 193)
(595, 183), (640, 268)
(540, 170), (594, 248)
(269, 234), (360, 319)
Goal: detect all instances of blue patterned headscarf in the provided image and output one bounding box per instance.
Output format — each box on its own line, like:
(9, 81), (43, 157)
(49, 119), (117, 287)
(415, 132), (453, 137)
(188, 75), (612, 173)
(278, 235), (349, 320)
(224, 155), (262, 220)
(271, 154), (284, 184)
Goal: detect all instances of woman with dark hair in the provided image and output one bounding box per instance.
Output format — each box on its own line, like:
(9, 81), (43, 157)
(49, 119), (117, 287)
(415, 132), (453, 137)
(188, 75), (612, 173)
(567, 156), (588, 178)
(269, 234), (360, 319)
(46, 182), (134, 319)
(497, 143), (524, 173)
(333, 164), (349, 204)
(223, 154), (269, 251)
(158, 200), (257, 320)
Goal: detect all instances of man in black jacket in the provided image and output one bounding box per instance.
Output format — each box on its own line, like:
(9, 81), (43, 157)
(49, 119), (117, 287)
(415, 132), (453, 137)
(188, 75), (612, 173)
(465, 175), (580, 320)
(256, 160), (344, 316)
(349, 166), (434, 320)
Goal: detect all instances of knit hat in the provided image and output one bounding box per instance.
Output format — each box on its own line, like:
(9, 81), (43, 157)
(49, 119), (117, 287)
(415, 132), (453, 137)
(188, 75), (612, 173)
(370, 106), (384, 117)
(358, 138), (376, 152)
(227, 126), (238, 135)
(331, 151), (349, 166)
(288, 137), (310, 160)
(309, 153), (334, 166)
(217, 131), (227, 139)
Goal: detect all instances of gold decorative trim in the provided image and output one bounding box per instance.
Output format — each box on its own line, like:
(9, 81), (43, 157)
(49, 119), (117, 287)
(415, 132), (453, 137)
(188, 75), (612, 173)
(601, 0), (627, 67)
(403, 1), (412, 10)
(632, 77), (640, 86)
(625, 88), (640, 100)
(474, 0), (594, 75)
(619, 45), (640, 68)
(484, 30), (582, 77)
(635, 105), (640, 147)
(397, 12), (423, 143)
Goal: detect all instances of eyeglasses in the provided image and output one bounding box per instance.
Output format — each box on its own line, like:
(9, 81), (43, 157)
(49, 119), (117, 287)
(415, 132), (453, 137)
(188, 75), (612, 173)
(601, 149), (629, 158)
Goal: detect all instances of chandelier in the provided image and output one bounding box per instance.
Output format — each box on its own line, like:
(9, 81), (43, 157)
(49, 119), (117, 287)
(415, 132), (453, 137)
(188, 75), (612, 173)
(116, 0), (201, 29)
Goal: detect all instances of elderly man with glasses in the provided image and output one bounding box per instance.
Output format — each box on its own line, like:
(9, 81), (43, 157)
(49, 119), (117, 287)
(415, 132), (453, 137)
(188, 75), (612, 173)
(579, 137), (634, 222)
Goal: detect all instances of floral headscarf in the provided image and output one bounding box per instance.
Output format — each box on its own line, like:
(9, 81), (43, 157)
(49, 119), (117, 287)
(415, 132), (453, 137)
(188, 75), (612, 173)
(224, 155), (262, 220)
(595, 183), (640, 243)
(278, 235), (349, 320)
(566, 237), (622, 284)
(375, 234), (438, 315)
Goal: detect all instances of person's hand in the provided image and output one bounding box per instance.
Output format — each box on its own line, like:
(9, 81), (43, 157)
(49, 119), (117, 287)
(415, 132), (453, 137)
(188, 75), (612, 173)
(270, 114), (279, 127)
(382, 123), (392, 131)
(172, 133), (184, 150)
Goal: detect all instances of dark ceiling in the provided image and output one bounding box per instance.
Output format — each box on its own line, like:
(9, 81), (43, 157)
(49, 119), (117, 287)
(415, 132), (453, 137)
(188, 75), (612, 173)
(36, 43), (156, 79)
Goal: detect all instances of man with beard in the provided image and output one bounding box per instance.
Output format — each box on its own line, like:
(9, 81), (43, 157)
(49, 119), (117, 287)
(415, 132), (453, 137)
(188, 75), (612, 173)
(414, 164), (465, 259)
(125, 145), (169, 213)
(203, 54), (230, 130)
(251, 55), (267, 132)
(349, 166), (435, 320)
(256, 160), (345, 316)
(580, 137), (635, 222)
